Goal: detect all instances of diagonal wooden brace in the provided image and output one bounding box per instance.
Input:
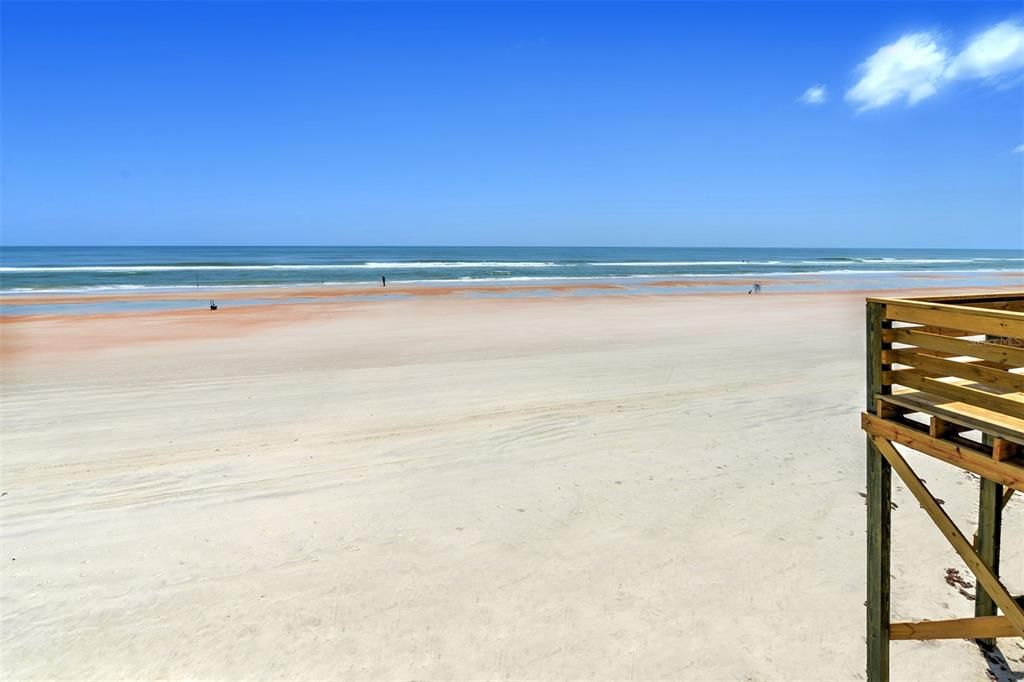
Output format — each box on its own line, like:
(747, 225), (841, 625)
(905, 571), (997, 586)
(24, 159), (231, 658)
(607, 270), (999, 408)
(891, 615), (1018, 640)
(869, 435), (1024, 638)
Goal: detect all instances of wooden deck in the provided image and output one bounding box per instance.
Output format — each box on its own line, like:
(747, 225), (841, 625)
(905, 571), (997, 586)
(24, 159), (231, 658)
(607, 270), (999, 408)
(861, 292), (1024, 682)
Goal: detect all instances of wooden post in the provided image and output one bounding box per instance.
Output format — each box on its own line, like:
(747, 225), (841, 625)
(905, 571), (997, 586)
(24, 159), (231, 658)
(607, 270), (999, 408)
(976, 433), (1002, 646)
(866, 301), (891, 682)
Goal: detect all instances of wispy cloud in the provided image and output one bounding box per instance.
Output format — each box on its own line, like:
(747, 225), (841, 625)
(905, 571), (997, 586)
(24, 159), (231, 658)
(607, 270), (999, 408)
(845, 33), (948, 111)
(1013, 143), (1024, 154)
(798, 84), (828, 105)
(946, 21), (1024, 80)
(845, 19), (1024, 111)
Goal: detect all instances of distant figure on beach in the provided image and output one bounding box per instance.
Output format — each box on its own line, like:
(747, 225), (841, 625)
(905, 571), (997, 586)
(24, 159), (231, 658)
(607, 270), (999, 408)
(381, 275), (386, 287)
(754, 282), (762, 294)
(209, 299), (218, 310)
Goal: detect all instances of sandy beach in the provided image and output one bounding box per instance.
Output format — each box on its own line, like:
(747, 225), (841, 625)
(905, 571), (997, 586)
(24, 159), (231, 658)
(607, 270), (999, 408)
(1, 288), (1021, 680)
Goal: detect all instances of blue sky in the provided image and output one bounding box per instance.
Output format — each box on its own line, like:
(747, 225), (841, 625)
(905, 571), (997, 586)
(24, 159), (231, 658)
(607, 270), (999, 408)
(2, 1), (1022, 248)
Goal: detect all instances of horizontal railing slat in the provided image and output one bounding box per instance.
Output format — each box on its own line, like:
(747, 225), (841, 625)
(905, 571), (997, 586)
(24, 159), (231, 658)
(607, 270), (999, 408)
(913, 292), (1024, 304)
(889, 349), (1024, 394)
(882, 327), (1024, 368)
(884, 301), (1024, 339)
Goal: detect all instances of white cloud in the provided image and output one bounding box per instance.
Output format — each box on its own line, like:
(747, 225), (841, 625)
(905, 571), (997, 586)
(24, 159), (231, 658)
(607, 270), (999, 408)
(1014, 143), (1024, 154)
(798, 84), (828, 105)
(845, 33), (949, 111)
(845, 19), (1024, 111)
(946, 21), (1024, 80)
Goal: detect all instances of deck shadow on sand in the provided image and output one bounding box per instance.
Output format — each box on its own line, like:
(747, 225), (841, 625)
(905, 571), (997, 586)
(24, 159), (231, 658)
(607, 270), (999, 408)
(980, 643), (1024, 682)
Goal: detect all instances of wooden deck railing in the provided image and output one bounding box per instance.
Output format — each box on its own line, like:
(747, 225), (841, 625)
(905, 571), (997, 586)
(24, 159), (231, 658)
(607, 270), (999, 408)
(862, 292), (1024, 682)
(875, 296), (1024, 422)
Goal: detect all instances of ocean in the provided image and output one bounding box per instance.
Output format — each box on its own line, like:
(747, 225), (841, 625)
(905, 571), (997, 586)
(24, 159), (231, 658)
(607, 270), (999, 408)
(1, 246), (1021, 293)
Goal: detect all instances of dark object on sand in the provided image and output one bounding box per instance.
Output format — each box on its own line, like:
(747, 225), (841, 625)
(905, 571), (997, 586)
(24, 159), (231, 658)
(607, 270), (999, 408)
(382, 275), (386, 287)
(209, 300), (218, 310)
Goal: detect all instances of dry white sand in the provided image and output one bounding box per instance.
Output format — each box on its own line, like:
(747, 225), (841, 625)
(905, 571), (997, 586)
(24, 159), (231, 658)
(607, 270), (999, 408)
(1, 291), (1021, 680)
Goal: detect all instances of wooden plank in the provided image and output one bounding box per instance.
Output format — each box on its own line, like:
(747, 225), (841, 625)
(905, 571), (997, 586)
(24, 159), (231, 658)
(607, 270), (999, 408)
(930, 416), (965, 439)
(884, 324), (979, 338)
(882, 347), (1020, 371)
(875, 398), (908, 421)
(974, 359), (1021, 371)
(882, 350), (1021, 373)
(890, 616), (1018, 640)
(1003, 488), (1015, 509)
(882, 369), (934, 385)
(885, 370), (1024, 420)
(891, 616), (1017, 640)
(993, 439), (1020, 462)
(869, 435), (1024, 638)
(883, 301), (1024, 340)
(882, 369), (929, 384)
(866, 301), (890, 682)
(963, 301), (1024, 313)
(888, 349), (1024, 394)
(885, 347), (951, 362)
(861, 413), (1024, 491)
(878, 393), (1024, 446)
(915, 297), (1024, 314)
(913, 292), (1024, 305)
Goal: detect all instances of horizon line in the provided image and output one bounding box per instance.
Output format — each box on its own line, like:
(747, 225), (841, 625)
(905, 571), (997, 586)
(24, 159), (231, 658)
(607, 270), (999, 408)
(2, 244), (1021, 251)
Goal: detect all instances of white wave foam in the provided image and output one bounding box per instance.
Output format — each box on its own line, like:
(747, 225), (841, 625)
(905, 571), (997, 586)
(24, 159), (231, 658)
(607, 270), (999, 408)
(362, 261), (558, 269)
(591, 258), (1023, 267)
(852, 258), (1023, 264)
(2, 267), (1019, 295)
(387, 267), (1023, 284)
(589, 261), (785, 266)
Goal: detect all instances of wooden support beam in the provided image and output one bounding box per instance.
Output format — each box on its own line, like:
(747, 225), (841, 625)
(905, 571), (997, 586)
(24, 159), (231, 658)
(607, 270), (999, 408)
(1002, 488), (1015, 509)
(861, 413), (1024, 491)
(866, 301), (891, 682)
(976, 431), (1003, 645)
(868, 435), (1024, 638)
(877, 392), (1024, 447)
(890, 616), (1018, 641)
(929, 416), (966, 439)
(875, 398), (907, 421)
(993, 438), (1020, 462)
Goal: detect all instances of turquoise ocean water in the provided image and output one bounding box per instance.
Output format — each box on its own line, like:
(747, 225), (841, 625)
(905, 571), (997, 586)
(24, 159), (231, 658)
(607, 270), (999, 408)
(1, 246), (1020, 315)
(2, 246), (1021, 292)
